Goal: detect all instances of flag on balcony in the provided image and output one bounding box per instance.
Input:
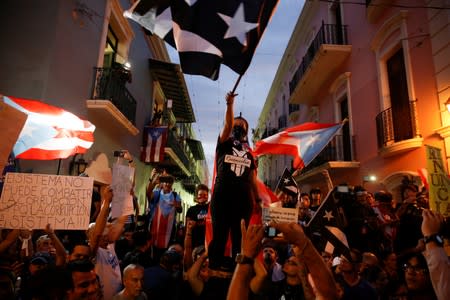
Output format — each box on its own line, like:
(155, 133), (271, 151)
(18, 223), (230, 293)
(3, 95), (95, 160)
(124, 0), (279, 80)
(253, 121), (344, 169)
(141, 126), (168, 163)
(306, 189), (351, 261)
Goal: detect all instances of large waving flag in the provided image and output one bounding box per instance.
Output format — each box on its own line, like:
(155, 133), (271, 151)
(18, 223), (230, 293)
(4, 96), (95, 160)
(125, 0), (279, 80)
(253, 122), (344, 169)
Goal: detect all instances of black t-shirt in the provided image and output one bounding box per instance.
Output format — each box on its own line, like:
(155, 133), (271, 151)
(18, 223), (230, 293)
(215, 137), (255, 186)
(186, 203), (209, 248)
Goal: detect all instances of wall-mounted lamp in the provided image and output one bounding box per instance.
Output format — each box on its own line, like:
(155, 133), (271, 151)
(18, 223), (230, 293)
(167, 99), (173, 109)
(445, 98), (450, 113)
(124, 61), (131, 70)
(362, 174), (377, 187)
(70, 154), (88, 176)
(363, 175), (377, 182)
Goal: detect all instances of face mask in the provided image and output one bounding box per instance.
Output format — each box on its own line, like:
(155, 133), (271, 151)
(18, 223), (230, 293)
(264, 252), (274, 264)
(232, 125), (247, 141)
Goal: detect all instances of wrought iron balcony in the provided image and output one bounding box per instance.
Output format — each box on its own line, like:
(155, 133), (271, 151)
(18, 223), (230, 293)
(166, 129), (191, 171)
(90, 67), (137, 124)
(182, 173), (200, 194)
(376, 100), (420, 148)
(300, 135), (355, 174)
(289, 22), (349, 97)
(261, 128), (279, 139)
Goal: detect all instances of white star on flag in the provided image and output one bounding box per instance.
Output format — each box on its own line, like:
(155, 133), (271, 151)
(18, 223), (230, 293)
(283, 178), (290, 184)
(218, 3), (258, 46)
(323, 210), (334, 222)
(184, 0), (197, 6)
(20, 121), (40, 138)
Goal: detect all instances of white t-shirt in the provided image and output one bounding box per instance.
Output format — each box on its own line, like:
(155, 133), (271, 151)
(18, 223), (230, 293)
(95, 243), (122, 299)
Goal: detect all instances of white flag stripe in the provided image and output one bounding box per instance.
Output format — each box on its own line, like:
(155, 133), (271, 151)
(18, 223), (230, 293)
(32, 137), (93, 150)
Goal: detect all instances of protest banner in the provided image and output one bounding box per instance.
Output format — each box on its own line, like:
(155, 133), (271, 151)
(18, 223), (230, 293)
(262, 206), (298, 224)
(110, 163), (135, 218)
(0, 98), (27, 172)
(425, 145), (450, 217)
(0, 173), (94, 229)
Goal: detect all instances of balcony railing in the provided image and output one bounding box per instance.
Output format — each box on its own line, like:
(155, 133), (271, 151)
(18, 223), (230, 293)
(167, 129), (190, 170)
(300, 135), (355, 173)
(261, 128), (279, 139)
(289, 104), (300, 114)
(375, 100), (419, 148)
(289, 22), (349, 95)
(91, 67), (137, 124)
(278, 114), (287, 129)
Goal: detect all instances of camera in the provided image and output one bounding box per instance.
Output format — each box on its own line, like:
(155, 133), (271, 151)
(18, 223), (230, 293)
(113, 150), (126, 157)
(264, 225), (277, 238)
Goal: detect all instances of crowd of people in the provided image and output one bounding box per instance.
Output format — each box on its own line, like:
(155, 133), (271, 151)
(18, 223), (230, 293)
(0, 92), (449, 300)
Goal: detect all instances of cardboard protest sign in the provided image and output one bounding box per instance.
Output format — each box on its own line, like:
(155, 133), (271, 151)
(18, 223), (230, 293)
(262, 206), (298, 224)
(0, 173), (94, 229)
(110, 163), (135, 218)
(0, 98), (27, 172)
(425, 145), (450, 217)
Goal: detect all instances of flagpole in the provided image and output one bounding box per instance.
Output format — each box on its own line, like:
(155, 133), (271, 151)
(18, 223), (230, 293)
(57, 159), (61, 175)
(231, 74), (243, 94)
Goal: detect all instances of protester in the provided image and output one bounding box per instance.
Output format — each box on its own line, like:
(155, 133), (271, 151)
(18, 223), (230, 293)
(402, 252), (438, 299)
(36, 224), (67, 266)
(185, 251), (210, 297)
(66, 259), (101, 300)
(121, 230), (153, 271)
(143, 249), (183, 300)
(186, 183), (210, 249)
(66, 239), (91, 262)
(88, 185), (127, 299)
(421, 209), (449, 300)
(298, 192), (314, 224)
(146, 169), (182, 261)
(208, 91), (259, 272)
(261, 241), (285, 282)
(309, 187), (322, 212)
(337, 248), (377, 300)
(113, 264), (147, 300)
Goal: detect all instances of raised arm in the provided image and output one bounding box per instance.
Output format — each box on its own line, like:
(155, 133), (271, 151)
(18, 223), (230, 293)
(89, 185), (113, 255)
(227, 220), (264, 300)
(219, 92), (237, 143)
(45, 224), (66, 266)
(271, 222), (338, 300)
(186, 252), (208, 296)
(0, 229), (19, 254)
(146, 168), (160, 201)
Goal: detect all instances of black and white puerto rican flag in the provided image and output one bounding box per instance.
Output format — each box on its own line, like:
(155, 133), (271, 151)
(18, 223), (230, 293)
(125, 0), (279, 80)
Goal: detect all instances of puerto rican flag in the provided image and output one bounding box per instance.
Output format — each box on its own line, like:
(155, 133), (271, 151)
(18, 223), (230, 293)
(141, 126), (168, 163)
(125, 0), (279, 80)
(4, 96), (95, 160)
(253, 121), (344, 169)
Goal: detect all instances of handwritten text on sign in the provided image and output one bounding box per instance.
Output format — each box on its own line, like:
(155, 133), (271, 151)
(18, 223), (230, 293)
(0, 173), (94, 229)
(262, 206), (298, 224)
(111, 163), (134, 218)
(425, 145), (450, 217)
